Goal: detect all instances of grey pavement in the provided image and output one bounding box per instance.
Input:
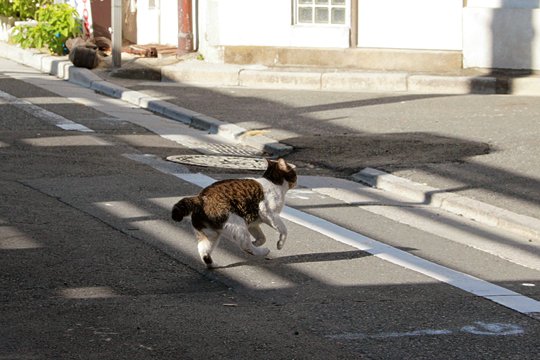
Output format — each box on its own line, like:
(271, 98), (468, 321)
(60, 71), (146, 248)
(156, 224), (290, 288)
(2, 47), (540, 359)
(1, 42), (539, 246)
(0, 69), (360, 357)
(158, 59), (540, 96)
(101, 52), (540, 96)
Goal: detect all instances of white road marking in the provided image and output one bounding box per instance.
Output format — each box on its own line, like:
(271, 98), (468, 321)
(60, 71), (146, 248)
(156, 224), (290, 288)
(460, 321), (524, 336)
(299, 176), (540, 271)
(125, 153), (540, 319)
(282, 206), (540, 317)
(56, 123), (93, 132)
(0, 89), (94, 132)
(327, 321), (524, 340)
(287, 189), (326, 200)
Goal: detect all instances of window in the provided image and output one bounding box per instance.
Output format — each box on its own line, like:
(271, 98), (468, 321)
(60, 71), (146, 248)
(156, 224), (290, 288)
(295, 0), (347, 25)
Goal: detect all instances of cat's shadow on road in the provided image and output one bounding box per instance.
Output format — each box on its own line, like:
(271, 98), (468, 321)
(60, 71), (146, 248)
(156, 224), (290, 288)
(213, 248), (416, 269)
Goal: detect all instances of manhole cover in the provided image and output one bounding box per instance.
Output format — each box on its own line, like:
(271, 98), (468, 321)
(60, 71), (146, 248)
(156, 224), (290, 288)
(200, 143), (261, 156)
(166, 155), (267, 170)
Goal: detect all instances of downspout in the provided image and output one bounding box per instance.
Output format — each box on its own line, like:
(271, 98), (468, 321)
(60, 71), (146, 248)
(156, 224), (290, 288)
(178, 0), (195, 56)
(194, 0), (199, 51)
(350, 0), (358, 48)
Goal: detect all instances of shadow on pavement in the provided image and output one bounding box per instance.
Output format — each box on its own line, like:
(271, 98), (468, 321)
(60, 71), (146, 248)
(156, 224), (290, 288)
(123, 81), (540, 218)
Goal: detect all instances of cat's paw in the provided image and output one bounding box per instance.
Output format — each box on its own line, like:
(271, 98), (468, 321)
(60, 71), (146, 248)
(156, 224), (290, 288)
(259, 247), (271, 257)
(277, 235), (286, 250)
(244, 246), (270, 257)
(202, 254), (215, 269)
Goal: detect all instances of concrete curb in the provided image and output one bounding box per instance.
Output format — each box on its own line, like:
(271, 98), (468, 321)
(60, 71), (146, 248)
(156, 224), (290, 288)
(161, 60), (530, 95)
(0, 43), (291, 156)
(353, 167), (540, 242)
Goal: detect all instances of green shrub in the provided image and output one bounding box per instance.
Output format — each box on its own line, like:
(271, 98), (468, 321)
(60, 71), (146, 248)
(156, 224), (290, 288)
(0, 1), (53, 19)
(0, 1), (16, 17)
(0, 0), (16, 17)
(11, 3), (82, 55)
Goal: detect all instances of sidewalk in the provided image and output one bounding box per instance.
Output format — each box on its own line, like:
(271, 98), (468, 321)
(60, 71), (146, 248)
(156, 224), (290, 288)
(1, 42), (539, 246)
(159, 59), (540, 96)
(99, 53), (540, 96)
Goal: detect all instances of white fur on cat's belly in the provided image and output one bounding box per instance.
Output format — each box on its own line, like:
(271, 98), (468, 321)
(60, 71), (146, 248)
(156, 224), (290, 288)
(222, 214), (270, 256)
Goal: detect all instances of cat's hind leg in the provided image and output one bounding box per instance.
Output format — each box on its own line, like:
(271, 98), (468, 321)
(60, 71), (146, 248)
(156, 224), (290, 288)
(194, 229), (220, 268)
(224, 215), (270, 257)
(248, 223), (266, 247)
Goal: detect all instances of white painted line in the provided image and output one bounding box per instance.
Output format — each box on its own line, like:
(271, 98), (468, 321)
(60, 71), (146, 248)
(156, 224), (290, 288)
(327, 321), (525, 340)
(174, 173), (217, 188)
(56, 123), (94, 132)
(0, 89), (94, 132)
(282, 206), (540, 316)
(127, 154), (540, 318)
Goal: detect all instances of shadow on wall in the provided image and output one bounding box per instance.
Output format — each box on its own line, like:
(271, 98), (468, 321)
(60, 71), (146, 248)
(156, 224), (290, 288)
(491, 0), (534, 72)
(481, 0), (536, 92)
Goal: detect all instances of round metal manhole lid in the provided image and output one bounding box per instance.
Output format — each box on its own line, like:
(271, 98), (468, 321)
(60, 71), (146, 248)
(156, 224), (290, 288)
(166, 155), (267, 170)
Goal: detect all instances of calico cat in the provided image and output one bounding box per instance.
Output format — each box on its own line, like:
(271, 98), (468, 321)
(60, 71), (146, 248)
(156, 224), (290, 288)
(171, 158), (297, 267)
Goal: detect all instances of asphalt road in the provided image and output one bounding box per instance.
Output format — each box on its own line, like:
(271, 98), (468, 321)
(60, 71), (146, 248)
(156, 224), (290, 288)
(1, 58), (539, 359)
(106, 78), (540, 221)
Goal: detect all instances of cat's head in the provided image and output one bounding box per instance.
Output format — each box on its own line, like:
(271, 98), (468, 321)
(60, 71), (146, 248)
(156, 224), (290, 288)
(263, 158), (297, 189)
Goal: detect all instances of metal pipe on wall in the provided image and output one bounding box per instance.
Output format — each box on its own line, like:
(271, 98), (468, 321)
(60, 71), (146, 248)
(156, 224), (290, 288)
(112, 0), (122, 67)
(178, 0), (194, 56)
(350, 0), (358, 48)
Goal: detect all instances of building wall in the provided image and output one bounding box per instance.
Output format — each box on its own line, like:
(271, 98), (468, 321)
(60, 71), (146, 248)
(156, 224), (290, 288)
(134, 0), (540, 70)
(136, 0), (177, 45)
(197, 0), (462, 62)
(123, 0), (137, 44)
(463, 0), (540, 70)
(200, 0), (350, 50)
(357, 0), (463, 50)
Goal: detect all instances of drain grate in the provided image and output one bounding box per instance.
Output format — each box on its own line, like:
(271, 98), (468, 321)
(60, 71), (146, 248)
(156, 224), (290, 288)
(201, 143), (261, 156)
(166, 155), (267, 170)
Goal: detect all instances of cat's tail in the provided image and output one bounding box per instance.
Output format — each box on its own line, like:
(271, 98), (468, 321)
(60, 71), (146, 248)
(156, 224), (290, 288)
(171, 196), (202, 222)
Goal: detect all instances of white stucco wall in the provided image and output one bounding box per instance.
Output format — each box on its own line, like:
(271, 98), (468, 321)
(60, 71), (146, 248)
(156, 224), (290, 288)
(136, 0), (178, 45)
(199, 0), (350, 55)
(463, 0), (540, 69)
(357, 0), (463, 50)
(134, 0), (540, 71)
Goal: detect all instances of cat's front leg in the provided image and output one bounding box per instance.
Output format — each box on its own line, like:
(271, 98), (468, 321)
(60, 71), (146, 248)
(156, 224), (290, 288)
(261, 213), (288, 250)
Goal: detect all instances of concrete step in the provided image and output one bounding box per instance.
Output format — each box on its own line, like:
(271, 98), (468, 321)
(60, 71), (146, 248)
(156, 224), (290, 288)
(223, 46), (463, 73)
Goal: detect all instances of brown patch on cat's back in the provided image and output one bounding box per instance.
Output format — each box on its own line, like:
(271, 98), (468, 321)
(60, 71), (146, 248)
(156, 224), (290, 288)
(196, 179), (264, 228)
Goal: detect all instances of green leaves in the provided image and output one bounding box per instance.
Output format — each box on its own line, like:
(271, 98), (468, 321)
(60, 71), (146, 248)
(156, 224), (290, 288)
(11, 3), (82, 55)
(0, 1), (53, 20)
